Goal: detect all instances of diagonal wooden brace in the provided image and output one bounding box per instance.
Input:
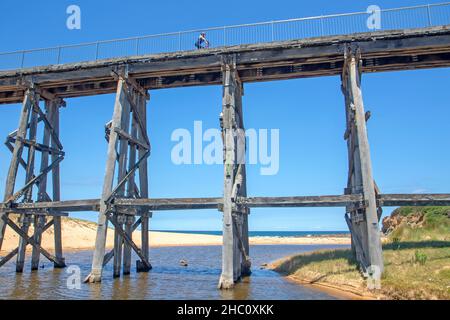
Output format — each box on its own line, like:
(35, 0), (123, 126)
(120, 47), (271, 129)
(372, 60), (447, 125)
(0, 218), (54, 268)
(6, 156), (64, 203)
(102, 217), (142, 266)
(106, 213), (151, 270)
(1, 216), (62, 266)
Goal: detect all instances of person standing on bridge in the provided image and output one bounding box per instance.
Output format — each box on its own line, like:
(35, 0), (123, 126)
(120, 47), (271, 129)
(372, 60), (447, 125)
(195, 32), (210, 49)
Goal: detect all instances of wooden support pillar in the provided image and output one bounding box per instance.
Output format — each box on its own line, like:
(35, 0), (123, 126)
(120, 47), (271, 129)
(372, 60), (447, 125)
(342, 48), (383, 283)
(87, 78), (128, 283)
(0, 88), (34, 251)
(122, 215), (134, 275)
(31, 99), (53, 270)
(16, 94), (39, 273)
(113, 214), (124, 278)
(31, 216), (46, 270)
(86, 70), (151, 282)
(235, 84), (251, 277)
(50, 100), (66, 268)
(218, 55), (251, 289)
(137, 90), (151, 273)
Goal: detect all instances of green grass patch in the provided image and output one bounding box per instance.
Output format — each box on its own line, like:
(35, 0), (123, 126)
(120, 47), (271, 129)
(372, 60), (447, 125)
(271, 207), (450, 299)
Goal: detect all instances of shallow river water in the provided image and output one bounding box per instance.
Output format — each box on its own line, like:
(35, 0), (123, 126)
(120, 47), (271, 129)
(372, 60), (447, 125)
(0, 244), (348, 300)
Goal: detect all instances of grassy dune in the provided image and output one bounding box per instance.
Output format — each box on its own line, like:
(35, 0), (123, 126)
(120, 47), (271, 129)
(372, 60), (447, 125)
(271, 207), (450, 300)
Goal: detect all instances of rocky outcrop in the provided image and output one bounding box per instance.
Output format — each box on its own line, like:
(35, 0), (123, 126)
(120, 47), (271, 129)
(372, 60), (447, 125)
(381, 211), (425, 235)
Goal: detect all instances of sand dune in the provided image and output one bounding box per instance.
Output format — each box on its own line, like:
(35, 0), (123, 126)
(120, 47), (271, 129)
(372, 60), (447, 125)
(0, 217), (350, 253)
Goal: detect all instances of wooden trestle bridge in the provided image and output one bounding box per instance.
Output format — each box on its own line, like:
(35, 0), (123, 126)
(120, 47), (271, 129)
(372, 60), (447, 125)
(0, 26), (450, 289)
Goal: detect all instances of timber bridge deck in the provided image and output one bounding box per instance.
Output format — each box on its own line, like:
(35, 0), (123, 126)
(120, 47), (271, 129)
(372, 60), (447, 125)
(0, 20), (450, 288)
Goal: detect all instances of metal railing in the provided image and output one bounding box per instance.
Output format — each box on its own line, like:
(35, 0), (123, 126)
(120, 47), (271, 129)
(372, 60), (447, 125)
(0, 2), (449, 71)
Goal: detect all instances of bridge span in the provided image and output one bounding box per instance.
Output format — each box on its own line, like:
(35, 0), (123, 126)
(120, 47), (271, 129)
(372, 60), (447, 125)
(0, 23), (449, 288)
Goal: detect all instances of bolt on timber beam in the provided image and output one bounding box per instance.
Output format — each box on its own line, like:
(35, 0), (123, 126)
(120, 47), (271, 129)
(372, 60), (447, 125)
(341, 46), (383, 286)
(85, 66), (151, 283)
(218, 55), (251, 290)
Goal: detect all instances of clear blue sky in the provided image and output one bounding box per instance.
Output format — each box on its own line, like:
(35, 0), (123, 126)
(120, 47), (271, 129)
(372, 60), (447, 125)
(0, 0), (449, 231)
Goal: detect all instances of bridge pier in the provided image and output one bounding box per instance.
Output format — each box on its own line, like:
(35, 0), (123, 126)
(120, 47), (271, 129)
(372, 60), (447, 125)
(85, 68), (152, 283)
(341, 47), (384, 283)
(219, 56), (251, 289)
(0, 84), (66, 270)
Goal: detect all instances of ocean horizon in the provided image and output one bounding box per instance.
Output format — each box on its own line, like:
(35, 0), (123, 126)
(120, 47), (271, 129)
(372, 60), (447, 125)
(153, 230), (350, 237)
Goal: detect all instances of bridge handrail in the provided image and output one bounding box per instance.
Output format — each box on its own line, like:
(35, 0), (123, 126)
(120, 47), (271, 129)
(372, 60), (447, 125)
(0, 2), (449, 70)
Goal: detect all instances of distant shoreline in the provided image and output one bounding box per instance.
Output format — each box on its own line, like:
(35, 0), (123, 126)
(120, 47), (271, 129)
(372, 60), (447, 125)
(0, 217), (351, 254)
(153, 230), (351, 238)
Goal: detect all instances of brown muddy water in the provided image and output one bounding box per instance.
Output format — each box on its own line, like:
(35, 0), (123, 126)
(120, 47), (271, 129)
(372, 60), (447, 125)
(0, 245), (348, 300)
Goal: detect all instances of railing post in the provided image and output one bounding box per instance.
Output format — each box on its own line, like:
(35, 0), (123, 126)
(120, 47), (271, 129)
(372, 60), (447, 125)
(57, 47), (62, 64)
(223, 26), (227, 46)
(320, 15), (325, 36)
(427, 4), (432, 27)
(271, 21), (275, 41)
(20, 51), (25, 68)
(95, 42), (100, 61)
(136, 38), (140, 55)
(178, 32), (182, 51)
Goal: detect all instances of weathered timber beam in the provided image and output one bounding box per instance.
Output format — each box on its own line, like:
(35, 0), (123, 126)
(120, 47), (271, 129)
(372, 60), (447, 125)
(378, 194), (450, 207)
(1, 26), (450, 104)
(238, 195), (364, 208)
(113, 197), (223, 210)
(0, 199), (101, 212)
(1, 194), (448, 213)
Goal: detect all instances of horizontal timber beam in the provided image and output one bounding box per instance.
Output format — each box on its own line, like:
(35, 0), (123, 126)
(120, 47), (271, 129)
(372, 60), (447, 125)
(378, 193), (450, 207)
(238, 195), (364, 208)
(1, 26), (450, 104)
(113, 197), (223, 211)
(1, 194), (448, 213)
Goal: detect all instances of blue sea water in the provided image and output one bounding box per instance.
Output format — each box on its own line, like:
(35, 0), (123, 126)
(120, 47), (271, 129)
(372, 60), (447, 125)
(154, 230), (350, 237)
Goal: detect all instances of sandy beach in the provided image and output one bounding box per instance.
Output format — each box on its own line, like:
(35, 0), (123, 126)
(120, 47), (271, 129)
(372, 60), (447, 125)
(0, 217), (350, 253)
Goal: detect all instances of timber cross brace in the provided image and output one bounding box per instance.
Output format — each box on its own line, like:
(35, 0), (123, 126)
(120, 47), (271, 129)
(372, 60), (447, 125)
(0, 82), (66, 271)
(85, 67), (152, 283)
